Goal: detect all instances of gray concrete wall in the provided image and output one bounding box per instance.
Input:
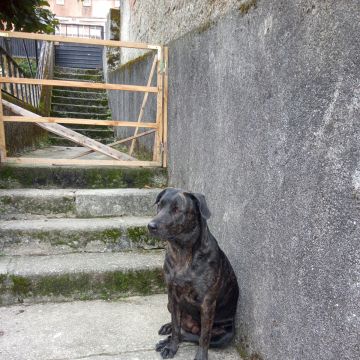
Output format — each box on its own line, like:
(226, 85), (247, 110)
(110, 1), (360, 359)
(107, 51), (157, 153)
(119, 0), (246, 63)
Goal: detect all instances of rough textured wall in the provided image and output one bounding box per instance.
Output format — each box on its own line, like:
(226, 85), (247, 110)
(119, 0), (249, 63)
(110, 1), (360, 359)
(168, 1), (360, 359)
(107, 52), (157, 153)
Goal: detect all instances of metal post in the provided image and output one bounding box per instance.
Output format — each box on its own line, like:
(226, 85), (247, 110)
(22, 39), (34, 77)
(0, 89), (7, 163)
(35, 40), (39, 67)
(6, 56), (14, 96)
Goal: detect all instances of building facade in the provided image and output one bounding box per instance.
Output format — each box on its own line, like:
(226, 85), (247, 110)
(47, 0), (120, 38)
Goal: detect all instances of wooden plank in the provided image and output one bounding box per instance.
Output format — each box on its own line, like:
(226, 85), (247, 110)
(0, 77), (158, 93)
(36, 123), (135, 161)
(1, 100), (135, 161)
(4, 157), (161, 168)
(0, 91), (6, 162)
(0, 31), (161, 51)
(3, 116), (158, 128)
(130, 55), (158, 156)
(153, 47), (164, 162)
(162, 47), (169, 167)
(73, 129), (156, 159)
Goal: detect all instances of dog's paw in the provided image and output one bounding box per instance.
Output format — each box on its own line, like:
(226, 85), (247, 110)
(156, 338), (178, 359)
(155, 336), (171, 352)
(160, 343), (178, 359)
(158, 322), (172, 335)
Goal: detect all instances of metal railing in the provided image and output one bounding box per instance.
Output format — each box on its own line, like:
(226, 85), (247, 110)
(0, 38), (41, 59)
(0, 47), (40, 107)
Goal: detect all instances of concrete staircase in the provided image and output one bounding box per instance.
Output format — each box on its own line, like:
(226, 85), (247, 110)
(0, 165), (241, 359)
(50, 66), (114, 146)
(0, 165), (167, 306)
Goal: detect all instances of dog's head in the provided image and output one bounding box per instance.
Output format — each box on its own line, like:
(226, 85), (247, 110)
(148, 188), (211, 244)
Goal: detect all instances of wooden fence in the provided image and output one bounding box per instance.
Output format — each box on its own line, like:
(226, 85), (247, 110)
(0, 31), (168, 168)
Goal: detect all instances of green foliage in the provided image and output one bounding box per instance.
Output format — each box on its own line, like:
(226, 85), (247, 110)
(0, 0), (59, 34)
(14, 57), (37, 77)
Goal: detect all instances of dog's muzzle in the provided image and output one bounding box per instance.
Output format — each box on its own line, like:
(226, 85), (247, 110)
(148, 221), (158, 235)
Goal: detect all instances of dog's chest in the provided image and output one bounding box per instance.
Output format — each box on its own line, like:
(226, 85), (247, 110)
(164, 258), (206, 306)
(173, 271), (199, 306)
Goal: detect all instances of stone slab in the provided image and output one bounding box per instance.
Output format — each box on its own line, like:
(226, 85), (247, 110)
(0, 251), (165, 305)
(2, 251), (164, 276)
(0, 188), (160, 219)
(0, 188), (76, 219)
(75, 188), (160, 217)
(0, 294), (242, 360)
(0, 162), (167, 189)
(0, 216), (163, 255)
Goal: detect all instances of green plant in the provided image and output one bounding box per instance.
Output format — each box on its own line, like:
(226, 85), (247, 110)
(0, 1), (59, 33)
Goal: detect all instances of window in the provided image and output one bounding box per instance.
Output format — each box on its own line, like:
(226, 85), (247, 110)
(82, 0), (92, 6)
(56, 0), (64, 5)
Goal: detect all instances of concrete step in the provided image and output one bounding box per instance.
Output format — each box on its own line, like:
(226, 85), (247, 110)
(54, 66), (102, 75)
(52, 103), (111, 115)
(51, 110), (111, 120)
(64, 123), (111, 130)
(52, 95), (109, 106)
(0, 163), (167, 189)
(52, 89), (107, 98)
(53, 72), (103, 81)
(67, 128), (114, 138)
(0, 251), (165, 305)
(0, 188), (160, 219)
(48, 137), (114, 147)
(54, 76), (103, 83)
(48, 136), (114, 147)
(0, 294), (242, 360)
(0, 216), (164, 255)
(53, 86), (105, 93)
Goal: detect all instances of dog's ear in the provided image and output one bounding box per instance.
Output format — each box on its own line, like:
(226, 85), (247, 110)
(186, 192), (211, 220)
(154, 187), (172, 205)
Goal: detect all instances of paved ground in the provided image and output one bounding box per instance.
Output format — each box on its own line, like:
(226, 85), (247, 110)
(0, 294), (241, 360)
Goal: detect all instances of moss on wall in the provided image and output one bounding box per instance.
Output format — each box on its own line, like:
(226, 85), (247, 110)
(239, 0), (258, 14)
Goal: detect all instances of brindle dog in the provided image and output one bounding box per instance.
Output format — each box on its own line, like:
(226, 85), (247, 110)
(148, 188), (239, 360)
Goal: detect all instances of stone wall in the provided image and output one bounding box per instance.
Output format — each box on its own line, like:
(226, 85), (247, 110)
(107, 51), (157, 155)
(119, 0), (248, 63)
(109, 1), (360, 359)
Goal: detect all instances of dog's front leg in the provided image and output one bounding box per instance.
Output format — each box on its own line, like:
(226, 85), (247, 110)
(195, 298), (216, 360)
(159, 287), (181, 359)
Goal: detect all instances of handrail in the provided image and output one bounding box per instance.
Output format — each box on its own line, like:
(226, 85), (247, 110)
(0, 47), (27, 78)
(0, 46), (39, 107)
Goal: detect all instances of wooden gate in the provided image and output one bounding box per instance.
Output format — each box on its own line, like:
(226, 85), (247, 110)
(0, 31), (168, 168)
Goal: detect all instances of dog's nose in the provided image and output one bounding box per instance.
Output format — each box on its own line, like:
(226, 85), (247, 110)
(148, 221), (158, 232)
